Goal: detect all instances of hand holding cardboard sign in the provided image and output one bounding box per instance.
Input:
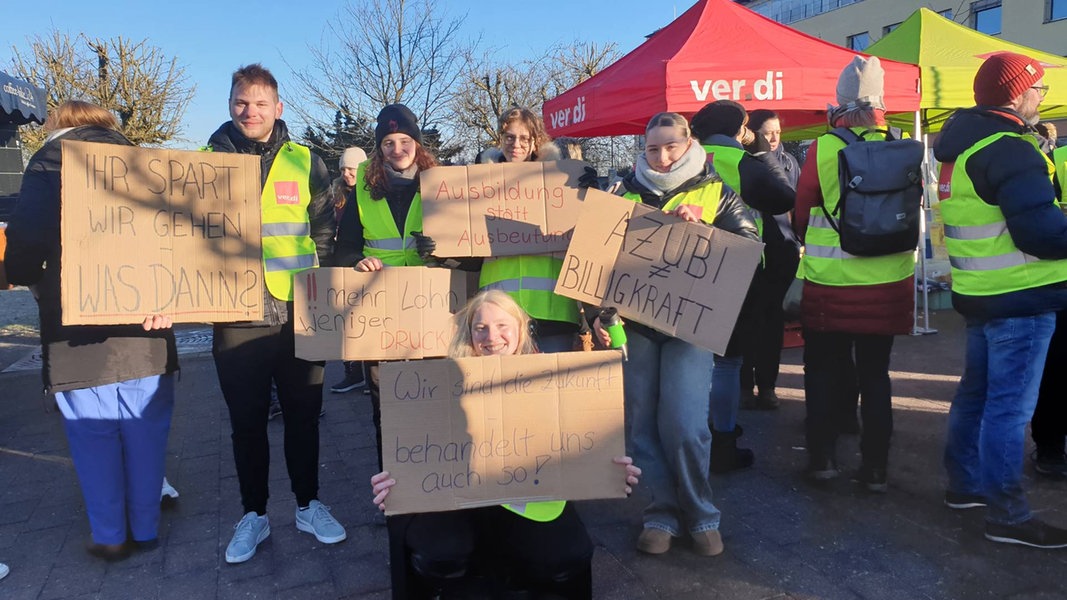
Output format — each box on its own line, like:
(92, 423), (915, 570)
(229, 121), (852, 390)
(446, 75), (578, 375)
(670, 204), (703, 223)
(410, 231), (437, 260)
(577, 166), (600, 189)
(370, 470), (395, 512)
(356, 256), (384, 272)
(614, 456), (642, 495)
(141, 314), (173, 331)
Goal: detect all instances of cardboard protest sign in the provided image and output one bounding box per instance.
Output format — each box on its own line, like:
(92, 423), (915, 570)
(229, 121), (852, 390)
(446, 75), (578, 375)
(380, 351), (626, 515)
(294, 266), (470, 361)
(420, 159), (589, 257)
(555, 189), (763, 355)
(59, 141), (263, 324)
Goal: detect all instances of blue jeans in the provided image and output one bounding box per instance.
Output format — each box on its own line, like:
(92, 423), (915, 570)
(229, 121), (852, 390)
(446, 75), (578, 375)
(58, 374), (175, 544)
(709, 354), (742, 432)
(625, 324), (720, 536)
(944, 313), (1055, 525)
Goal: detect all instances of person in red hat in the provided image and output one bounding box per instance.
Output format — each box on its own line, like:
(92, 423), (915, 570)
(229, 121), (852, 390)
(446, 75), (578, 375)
(935, 51), (1067, 549)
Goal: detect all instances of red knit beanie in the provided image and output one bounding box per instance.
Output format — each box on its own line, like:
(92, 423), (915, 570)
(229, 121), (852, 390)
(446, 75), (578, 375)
(973, 52), (1045, 106)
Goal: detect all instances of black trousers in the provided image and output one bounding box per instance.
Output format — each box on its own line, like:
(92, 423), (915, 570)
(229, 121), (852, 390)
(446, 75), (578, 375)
(405, 504), (593, 597)
(365, 360), (384, 471)
(213, 322), (324, 514)
(1034, 309), (1067, 452)
(741, 262), (797, 393)
(803, 330), (894, 469)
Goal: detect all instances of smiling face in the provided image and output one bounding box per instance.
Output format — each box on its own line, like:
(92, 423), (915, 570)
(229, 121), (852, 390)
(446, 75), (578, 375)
(644, 125), (691, 173)
(229, 83), (282, 142)
(470, 302), (520, 357)
(380, 133), (418, 171)
(341, 167), (358, 187)
(502, 121), (534, 162)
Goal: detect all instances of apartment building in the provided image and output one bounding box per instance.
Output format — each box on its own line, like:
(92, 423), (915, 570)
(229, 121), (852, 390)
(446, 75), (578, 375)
(737, 0), (1067, 56)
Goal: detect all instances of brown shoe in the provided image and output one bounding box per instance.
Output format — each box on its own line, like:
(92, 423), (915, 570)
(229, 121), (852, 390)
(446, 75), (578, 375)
(636, 527), (672, 554)
(86, 541), (132, 561)
(691, 529), (724, 556)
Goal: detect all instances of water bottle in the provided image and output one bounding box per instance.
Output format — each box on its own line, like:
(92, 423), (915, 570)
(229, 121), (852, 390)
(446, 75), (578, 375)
(598, 307), (628, 361)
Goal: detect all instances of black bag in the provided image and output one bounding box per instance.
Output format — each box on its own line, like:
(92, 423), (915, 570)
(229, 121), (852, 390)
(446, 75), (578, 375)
(821, 127), (924, 257)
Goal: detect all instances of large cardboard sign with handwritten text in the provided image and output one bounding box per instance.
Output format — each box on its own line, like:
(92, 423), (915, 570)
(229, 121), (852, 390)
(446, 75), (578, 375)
(554, 189), (763, 355)
(60, 141), (263, 324)
(380, 351), (626, 515)
(294, 267), (469, 361)
(420, 160), (589, 257)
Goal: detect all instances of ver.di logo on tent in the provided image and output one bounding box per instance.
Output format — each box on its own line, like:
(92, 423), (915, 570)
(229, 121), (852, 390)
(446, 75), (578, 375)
(690, 71), (784, 102)
(549, 96), (586, 130)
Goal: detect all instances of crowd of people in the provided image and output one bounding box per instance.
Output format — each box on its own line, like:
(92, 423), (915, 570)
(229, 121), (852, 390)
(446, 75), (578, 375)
(4, 49), (1067, 596)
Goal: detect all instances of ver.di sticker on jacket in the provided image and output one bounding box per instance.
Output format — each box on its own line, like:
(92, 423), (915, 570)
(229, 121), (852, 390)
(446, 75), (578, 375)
(274, 181), (300, 205)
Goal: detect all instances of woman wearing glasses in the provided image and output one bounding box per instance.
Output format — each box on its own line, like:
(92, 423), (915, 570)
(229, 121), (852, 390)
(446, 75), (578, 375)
(474, 108), (583, 353)
(598, 112), (758, 556)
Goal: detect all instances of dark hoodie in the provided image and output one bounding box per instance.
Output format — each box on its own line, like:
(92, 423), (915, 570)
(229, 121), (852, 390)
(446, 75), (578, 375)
(206, 119), (335, 326)
(933, 106), (1067, 320)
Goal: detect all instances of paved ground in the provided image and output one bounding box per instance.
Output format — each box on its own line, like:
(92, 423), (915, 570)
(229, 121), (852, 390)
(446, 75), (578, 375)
(0, 287), (1065, 599)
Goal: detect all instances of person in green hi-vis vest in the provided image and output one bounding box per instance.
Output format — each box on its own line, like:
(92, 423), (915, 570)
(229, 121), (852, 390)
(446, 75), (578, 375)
(204, 64), (345, 564)
(371, 290), (640, 599)
(601, 112), (758, 558)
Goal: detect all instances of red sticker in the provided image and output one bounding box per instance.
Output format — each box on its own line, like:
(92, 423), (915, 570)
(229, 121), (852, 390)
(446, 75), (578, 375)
(274, 181), (300, 205)
(937, 163), (954, 201)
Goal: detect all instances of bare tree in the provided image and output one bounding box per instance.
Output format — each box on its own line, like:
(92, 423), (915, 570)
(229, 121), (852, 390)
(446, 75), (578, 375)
(9, 30), (195, 153)
(289, 0), (473, 152)
(449, 41), (622, 166)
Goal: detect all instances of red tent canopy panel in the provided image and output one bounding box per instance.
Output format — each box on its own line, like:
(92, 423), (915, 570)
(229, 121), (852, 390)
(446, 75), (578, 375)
(543, 0), (921, 138)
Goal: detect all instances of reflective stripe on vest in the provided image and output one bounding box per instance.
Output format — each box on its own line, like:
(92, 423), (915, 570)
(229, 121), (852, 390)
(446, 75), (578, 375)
(802, 130), (915, 287)
(702, 143), (744, 194)
(502, 500), (567, 522)
(261, 143), (319, 301)
(621, 180), (723, 220)
(355, 162), (424, 266)
(939, 131), (1067, 296)
(478, 254), (579, 323)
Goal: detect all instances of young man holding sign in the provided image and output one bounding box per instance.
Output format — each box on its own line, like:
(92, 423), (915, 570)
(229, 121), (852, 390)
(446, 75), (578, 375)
(205, 64), (343, 563)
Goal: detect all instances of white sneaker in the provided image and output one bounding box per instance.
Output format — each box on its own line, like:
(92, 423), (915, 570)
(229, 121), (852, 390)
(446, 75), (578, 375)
(0, 562), (8, 580)
(295, 500), (347, 544)
(161, 477), (179, 500)
(225, 512), (270, 564)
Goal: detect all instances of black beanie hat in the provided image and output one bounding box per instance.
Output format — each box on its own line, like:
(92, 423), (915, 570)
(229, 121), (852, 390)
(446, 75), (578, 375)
(375, 104), (422, 148)
(690, 100), (749, 141)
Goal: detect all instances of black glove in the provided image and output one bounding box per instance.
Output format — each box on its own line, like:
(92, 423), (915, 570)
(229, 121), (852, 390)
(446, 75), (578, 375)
(410, 231), (437, 260)
(577, 166), (600, 189)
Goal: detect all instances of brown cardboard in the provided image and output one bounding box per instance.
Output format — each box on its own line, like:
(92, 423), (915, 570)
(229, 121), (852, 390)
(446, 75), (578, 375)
(379, 350), (626, 515)
(294, 266), (470, 361)
(420, 159), (589, 257)
(554, 189), (764, 355)
(59, 141), (263, 324)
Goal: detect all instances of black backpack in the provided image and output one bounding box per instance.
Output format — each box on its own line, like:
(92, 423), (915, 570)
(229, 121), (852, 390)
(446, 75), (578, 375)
(820, 127), (924, 257)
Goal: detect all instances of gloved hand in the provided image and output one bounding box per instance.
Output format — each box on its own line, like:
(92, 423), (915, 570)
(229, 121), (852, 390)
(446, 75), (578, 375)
(577, 166), (600, 189)
(410, 231), (437, 260)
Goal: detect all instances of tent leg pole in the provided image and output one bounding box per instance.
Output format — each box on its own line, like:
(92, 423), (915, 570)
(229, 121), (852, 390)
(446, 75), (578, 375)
(913, 112), (937, 336)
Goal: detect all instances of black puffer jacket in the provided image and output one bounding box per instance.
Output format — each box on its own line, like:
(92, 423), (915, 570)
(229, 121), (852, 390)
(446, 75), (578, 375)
(206, 119), (335, 326)
(4, 126), (178, 393)
(933, 106), (1067, 320)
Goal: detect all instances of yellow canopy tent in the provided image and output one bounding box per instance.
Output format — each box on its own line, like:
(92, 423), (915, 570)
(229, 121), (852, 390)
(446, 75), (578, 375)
(867, 7), (1067, 132)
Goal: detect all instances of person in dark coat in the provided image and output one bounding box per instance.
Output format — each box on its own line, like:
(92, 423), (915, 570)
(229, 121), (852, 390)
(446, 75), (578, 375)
(4, 100), (178, 561)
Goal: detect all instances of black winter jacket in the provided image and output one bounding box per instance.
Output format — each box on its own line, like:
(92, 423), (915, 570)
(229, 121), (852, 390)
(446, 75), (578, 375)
(206, 120), (335, 326)
(4, 126), (178, 393)
(933, 107), (1067, 320)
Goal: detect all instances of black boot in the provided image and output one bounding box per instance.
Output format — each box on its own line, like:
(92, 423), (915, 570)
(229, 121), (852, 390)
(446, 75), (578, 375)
(710, 426), (755, 474)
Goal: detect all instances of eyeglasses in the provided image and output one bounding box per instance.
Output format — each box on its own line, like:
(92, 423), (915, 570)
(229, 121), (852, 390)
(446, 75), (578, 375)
(1031, 85), (1050, 99)
(504, 134), (532, 146)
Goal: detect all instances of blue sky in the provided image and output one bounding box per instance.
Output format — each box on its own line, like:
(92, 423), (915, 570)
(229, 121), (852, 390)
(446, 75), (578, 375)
(1, 0), (688, 146)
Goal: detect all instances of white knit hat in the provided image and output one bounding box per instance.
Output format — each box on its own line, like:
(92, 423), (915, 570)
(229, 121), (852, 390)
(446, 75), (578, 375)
(835, 55), (886, 111)
(340, 147), (367, 170)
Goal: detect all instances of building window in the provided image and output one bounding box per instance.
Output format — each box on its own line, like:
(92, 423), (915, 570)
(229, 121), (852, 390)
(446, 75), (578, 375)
(972, 1), (1002, 35)
(938, 8), (954, 20)
(1050, 0), (1067, 21)
(847, 32), (870, 51)
(883, 21), (902, 35)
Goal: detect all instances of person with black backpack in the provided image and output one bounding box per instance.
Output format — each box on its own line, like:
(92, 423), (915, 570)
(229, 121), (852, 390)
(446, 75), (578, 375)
(793, 56), (917, 491)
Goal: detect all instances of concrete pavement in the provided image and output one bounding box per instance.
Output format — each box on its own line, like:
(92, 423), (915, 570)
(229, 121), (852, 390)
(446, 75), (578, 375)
(0, 287), (1065, 599)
